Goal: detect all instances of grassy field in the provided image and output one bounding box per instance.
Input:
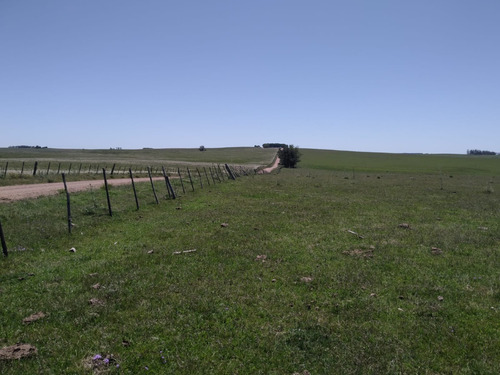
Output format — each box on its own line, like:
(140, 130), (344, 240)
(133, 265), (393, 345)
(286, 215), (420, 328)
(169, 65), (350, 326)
(0, 147), (276, 166)
(300, 148), (500, 176)
(1, 149), (499, 374)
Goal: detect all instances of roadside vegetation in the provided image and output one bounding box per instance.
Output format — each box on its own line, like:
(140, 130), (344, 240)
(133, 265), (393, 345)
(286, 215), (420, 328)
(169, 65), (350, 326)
(1, 149), (499, 373)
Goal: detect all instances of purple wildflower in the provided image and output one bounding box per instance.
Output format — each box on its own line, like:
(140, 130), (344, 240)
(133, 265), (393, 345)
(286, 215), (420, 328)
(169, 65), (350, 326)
(93, 354), (102, 361)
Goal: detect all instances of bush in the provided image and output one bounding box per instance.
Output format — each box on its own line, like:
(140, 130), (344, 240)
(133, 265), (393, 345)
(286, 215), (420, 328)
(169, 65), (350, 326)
(278, 145), (301, 168)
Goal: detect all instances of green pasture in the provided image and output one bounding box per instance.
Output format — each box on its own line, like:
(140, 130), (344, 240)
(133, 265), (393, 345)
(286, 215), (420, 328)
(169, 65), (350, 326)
(301, 148), (500, 176)
(0, 147), (277, 170)
(0, 149), (499, 374)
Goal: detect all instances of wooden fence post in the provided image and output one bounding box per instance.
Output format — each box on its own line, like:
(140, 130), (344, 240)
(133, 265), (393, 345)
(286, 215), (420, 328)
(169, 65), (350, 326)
(78, 163), (82, 174)
(111, 163), (116, 175)
(225, 164), (236, 180)
(32, 161), (38, 176)
(148, 167), (159, 204)
(162, 166), (176, 199)
(162, 167), (171, 199)
(212, 166), (221, 183)
(57, 163), (61, 174)
(217, 164), (225, 180)
(0, 219), (8, 257)
(62, 173), (72, 234)
(129, 168), (139, 210)
(3, 162), (8, 178)
(46, 162), (51, 175)
(20, 161), (25, 176)
(203, 167), (211, 186)
(102, 168), (112, 216)
(197, 168), (203, 188)
(177, 168), (186, 194)
(209, 167), (217, 184)
(187, 168), (195, 191)
(68, 163), (72, 174)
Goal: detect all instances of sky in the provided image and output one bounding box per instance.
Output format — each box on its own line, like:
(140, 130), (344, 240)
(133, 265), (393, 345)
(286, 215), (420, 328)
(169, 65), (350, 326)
(1, 0), (499, 154)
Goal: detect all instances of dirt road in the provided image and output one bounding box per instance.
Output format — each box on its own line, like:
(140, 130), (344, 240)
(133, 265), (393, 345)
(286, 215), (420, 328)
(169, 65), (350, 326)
(0, 177), (164, 203)
(260, 156), (280, 174)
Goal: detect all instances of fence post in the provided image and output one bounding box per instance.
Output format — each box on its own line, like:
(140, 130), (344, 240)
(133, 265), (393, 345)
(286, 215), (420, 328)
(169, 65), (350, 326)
(162, 166), (176, 199)
(203, 167), (211, 186)
(3, 162), (8, 178)
(177, 168), (186, 194)
(148, 167), (159, 204)
(162, 167), (171, 199)
(209, 167), (217, 184)
(0, 219), (8, 257)
(57, 163), (61, 174)
(197, 168), (203, 188)
(62, 173), (72, 234)
(46, 162), (51, 175)
(217, 164), (226, 180)
(68, 163), (72, 175)
(78, 163), (82, 174)
(111, 163), (116, 175)
(225, 164), (236, 180)
(129, 168), (139, 210)
(212, 166), (221, 183)
(102, 168), (112, 216)
(187, 168), (195, 191)
(20, 161), (24, 176)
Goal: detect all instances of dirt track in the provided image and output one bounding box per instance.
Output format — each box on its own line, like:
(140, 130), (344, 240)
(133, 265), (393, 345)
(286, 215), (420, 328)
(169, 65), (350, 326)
(0, 177), (163, 203)
(261, 156), (280, 173)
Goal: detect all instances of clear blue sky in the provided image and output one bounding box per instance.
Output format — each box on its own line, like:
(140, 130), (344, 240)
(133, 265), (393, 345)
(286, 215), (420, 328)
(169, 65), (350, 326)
(1, 1), (499, 153)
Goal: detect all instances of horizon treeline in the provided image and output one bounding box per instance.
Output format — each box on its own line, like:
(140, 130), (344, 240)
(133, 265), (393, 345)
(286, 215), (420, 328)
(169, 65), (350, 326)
(467, 149), (497, 155)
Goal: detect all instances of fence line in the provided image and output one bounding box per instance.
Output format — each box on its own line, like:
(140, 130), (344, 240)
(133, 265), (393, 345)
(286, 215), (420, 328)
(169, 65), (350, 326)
(0, 162), (258, 251)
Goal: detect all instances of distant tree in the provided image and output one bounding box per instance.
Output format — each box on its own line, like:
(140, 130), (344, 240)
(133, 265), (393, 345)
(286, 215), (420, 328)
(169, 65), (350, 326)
(199, 145), (206, 151)
(278, 145), (301, 168)
(467, 149), (496, 155)
(263, 143), (287, 148)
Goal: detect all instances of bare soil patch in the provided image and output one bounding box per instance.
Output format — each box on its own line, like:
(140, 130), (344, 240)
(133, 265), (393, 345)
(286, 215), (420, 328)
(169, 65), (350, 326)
(0, 343), (37, 360)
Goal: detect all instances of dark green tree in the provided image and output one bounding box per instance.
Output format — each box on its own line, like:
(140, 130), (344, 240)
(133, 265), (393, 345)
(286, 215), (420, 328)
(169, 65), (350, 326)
(278, 145), (301, 168)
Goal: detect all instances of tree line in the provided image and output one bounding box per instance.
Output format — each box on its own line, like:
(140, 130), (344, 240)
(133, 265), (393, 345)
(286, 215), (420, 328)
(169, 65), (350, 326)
(467, 149), (497, 155)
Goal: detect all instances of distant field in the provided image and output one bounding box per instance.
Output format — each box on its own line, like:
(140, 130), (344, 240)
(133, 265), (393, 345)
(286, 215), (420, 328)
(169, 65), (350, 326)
(0, 147), (277, 169)
(300, 149), (500, 176)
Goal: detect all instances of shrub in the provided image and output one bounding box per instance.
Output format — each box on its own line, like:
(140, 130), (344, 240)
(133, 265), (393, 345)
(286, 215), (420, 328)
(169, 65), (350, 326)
(278, 145), (301, 168)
